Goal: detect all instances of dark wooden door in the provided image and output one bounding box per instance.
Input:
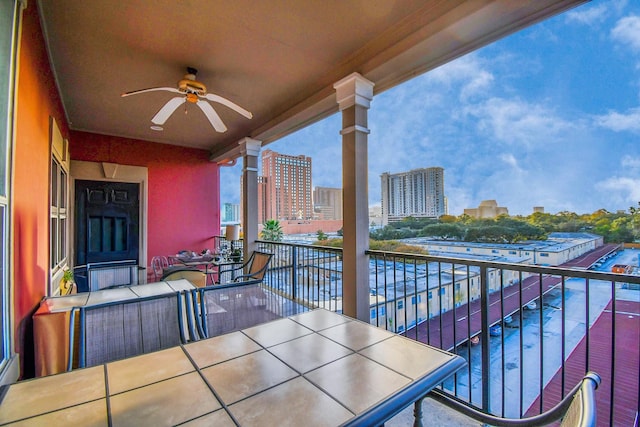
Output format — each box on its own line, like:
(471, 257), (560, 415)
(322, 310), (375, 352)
(75, 180), (139, 267)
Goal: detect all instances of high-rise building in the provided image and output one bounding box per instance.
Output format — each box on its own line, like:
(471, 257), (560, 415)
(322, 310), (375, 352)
(221, 203), (240, 224)
(381, 167), (445, 224)
(313, 187), (343, 220)
(259, 149), (313, 222)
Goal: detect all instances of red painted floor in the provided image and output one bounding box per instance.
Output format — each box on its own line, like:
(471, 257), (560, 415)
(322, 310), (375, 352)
(526, 299), (639, 427)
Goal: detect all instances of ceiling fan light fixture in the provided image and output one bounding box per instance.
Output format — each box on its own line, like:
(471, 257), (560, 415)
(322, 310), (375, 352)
(178, 79), (206, 94)
(122, 67), (252, 133)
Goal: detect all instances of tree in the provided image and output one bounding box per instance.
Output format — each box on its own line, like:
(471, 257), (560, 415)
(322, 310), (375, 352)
(419, 223), (464, 240)
(261, 219), (283, 242)
(316, 229), (327, 241)
(439, 214), (457, 223)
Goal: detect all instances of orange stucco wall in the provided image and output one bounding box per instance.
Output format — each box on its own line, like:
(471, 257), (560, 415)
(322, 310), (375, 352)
(13, 2), (69, 377)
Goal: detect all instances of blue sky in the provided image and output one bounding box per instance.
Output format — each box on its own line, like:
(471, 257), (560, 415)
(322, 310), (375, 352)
(221, 0), (640, 217)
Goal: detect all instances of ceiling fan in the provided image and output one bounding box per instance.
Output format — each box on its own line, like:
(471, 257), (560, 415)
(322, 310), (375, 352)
(121, 67), (252, 133)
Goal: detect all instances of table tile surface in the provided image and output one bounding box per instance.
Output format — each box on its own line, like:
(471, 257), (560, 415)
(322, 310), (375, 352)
(179, 409), (237, 427)
(2, 399), (108, 427)
(201, 350), (298, 404)
(289, 309), (351, 331)
(128, 281), (173, 297)
(360, 335), (456, 380)
(42, 293), (89, 312)
(305, 353), (411, 414)
(269, 332), (353, 373)
(229, 377), (354, 427)
(318, 318), (395, 351)
(106, 347), (195, 395)
(109, 372), (220, 427)
(242, 317), (313, 347)
(184, 331), (261, 368)
(5, 308), (465, 426)
(85, 287), (139, 306)
(165, 278), (197, 292)
(0, 366), (105, 424)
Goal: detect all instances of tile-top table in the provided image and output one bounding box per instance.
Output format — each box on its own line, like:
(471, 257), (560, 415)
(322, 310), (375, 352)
(32, 279), (196, 377)
(5, 309), (466, 427)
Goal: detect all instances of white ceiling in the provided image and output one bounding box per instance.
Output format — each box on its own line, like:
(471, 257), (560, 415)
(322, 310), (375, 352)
(37, 0), (586, 162)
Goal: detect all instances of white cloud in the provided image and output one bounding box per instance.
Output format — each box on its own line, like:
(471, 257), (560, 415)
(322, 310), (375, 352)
(594, 107), (640, 133)
(611, 15), (640, 51)
(427, 55), (494, 101)
(596, 177), (640, 204)
(465, 98), (577, 146)
(565, 4), (609, 26)
(621, 155), (640, 169)
(595, 152), (640, 208)
(499, 153), (520, 169)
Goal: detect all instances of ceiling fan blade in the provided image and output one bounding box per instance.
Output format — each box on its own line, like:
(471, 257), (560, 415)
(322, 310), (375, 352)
(197, 100), (227, 133)
(203, 93), (253, 119)
(151, 97), (185, 125)
(121, 87), (182, 97)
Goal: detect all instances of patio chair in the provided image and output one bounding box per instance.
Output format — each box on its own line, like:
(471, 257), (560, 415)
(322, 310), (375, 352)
(151, 256), (170, 281)
(67, 292), (187, 370)
(428, 371), (601, 427)
(191, 279), (289, 339)
(216, 251), (273, 285)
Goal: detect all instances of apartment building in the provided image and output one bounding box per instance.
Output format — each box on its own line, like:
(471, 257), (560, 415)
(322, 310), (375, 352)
(222, 203), (240, 224)
(259, 150), (313, 222)
(381, 167), (445, 225)
(313, 186), (343, 220)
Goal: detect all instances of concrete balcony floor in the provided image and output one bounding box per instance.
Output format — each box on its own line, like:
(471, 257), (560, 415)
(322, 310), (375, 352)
(387, 397), (481, 426)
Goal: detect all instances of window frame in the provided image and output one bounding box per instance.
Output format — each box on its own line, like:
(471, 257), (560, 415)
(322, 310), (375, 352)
(0, 0), (22, 382)
(49, 118), (70, 295)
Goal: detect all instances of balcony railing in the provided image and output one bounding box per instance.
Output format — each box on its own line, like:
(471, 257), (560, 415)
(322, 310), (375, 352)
(256, 240), (640, 426)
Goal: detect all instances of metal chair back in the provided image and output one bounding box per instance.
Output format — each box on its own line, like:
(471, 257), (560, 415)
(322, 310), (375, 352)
(68, 292), (185, 370)
(191, 279), (309, 339)
(217, 251), (273, 284)
(151, 256), (169, 281)
(246, 251), (273, 280)
(428, 372), (601, 427)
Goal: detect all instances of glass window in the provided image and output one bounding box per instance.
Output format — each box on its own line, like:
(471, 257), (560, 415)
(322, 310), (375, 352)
(50, 155), (68, 274)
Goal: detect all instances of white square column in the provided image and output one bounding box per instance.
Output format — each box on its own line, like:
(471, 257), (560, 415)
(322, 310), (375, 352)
(334, 73), (374, 322)
(239, 138), (262, 258)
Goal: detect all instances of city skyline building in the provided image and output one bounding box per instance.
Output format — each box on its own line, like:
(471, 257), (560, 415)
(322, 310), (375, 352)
(380, 167), (446, 225)
(221, 202), (240, 224)
(313, 186), (343, 221)
(464, 200), (509, 219)
(259, 149), (313, 222)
